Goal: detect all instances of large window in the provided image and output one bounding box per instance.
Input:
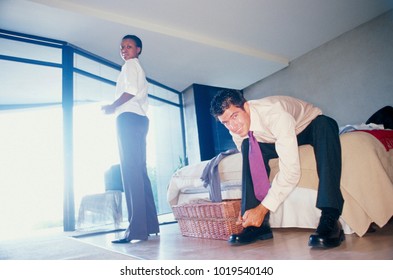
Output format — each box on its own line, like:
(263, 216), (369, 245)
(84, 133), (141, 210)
(0, 30), (185, 238)
(0, 107), (64, 238)
(0, 32), (64, 239)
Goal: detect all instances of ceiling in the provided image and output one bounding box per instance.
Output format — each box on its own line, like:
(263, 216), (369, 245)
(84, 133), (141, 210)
(1, 0), (393, 93)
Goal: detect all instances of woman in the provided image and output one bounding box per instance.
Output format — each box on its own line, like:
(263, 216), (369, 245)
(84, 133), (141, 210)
(102, 35), (159, 243)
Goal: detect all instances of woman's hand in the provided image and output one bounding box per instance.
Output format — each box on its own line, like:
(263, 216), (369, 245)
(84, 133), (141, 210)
(101, 104), (116, 114)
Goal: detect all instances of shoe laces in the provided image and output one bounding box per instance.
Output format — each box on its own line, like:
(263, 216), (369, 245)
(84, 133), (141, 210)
(243, 226), (258, 233)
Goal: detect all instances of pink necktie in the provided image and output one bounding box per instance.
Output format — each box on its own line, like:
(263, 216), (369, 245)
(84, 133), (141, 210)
(248, 131), (270, 201)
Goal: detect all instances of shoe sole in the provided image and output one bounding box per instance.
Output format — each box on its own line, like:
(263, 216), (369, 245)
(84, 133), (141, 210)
(258, 232), (274, 240)
(308, 230), (345, 248)
(228, 232), (273, 246)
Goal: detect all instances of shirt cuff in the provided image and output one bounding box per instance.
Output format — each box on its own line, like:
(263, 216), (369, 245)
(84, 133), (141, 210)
(261, 194), (281, 213)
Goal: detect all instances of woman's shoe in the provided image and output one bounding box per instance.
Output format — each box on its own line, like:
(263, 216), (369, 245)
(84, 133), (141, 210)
(111, 238), (130, 244)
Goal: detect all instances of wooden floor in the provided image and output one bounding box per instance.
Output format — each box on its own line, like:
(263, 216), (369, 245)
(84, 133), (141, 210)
(1, 219), (392, 260)
(2, 221), (391, 280)
(73, 219), (393, 260)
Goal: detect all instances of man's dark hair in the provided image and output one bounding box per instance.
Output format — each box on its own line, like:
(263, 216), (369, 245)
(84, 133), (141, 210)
(210, 89), (246, 118)
(122, 35), (143, 55)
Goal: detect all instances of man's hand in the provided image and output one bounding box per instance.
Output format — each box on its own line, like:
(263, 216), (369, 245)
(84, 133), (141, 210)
(239, 204), (269, 228)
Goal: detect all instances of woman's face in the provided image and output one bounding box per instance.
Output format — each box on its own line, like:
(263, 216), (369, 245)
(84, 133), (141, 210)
(120, 39), (140, 61)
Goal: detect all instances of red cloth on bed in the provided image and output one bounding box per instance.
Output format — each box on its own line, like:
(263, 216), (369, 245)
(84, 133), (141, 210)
(356, 130), (393, 151)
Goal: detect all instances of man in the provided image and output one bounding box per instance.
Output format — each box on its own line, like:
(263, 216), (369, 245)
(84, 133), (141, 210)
(210, 89), (344, 248)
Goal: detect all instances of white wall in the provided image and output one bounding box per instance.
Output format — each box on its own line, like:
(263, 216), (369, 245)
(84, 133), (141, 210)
(244, 10), (393, 127)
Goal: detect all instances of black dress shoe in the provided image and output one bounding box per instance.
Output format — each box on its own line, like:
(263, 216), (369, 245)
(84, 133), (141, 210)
(308, 215), (345, 248)
(111, 238), (130, 244)
(228, 225), (273, 246)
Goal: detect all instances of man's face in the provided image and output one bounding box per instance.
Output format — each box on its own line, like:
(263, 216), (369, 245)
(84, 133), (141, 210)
(218, 103), (251, 137)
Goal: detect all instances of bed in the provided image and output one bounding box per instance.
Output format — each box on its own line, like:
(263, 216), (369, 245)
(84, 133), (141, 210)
(167, 130), (393, 237)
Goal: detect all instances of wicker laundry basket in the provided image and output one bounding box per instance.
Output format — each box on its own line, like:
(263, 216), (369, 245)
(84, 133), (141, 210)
(172, 199), (243, 240)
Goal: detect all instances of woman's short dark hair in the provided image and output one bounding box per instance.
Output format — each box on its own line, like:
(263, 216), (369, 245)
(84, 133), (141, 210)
(122, 35), (143, 55)
(210, 89), (246, 118)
